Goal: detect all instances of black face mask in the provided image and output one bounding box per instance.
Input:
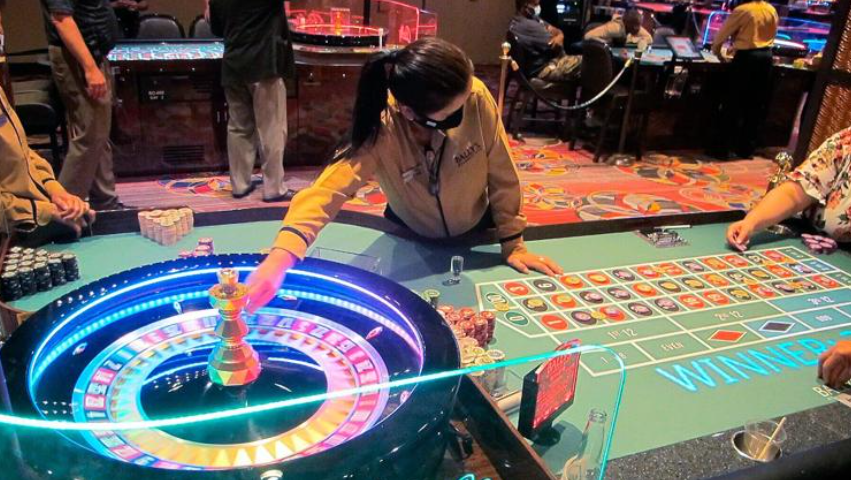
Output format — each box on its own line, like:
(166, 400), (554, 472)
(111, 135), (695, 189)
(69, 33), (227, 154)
(413, 106), (464, 131)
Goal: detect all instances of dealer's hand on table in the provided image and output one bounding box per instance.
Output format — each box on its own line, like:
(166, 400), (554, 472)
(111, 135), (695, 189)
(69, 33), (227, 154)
(818, 341), (851, 389)
(506, 250), (563, 276)
(726, 219), (757, 252)
(246, 248), (299, 313)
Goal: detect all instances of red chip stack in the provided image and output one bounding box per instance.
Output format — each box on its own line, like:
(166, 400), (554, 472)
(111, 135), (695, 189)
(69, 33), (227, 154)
(481, 310), (496, 345)
(473, 316), (488, 346)
(461, 320), (475, 339)
(439, 305), (497, 348)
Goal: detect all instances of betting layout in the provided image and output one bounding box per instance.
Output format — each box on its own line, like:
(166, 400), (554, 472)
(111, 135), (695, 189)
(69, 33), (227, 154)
(476, 247), (851, 376)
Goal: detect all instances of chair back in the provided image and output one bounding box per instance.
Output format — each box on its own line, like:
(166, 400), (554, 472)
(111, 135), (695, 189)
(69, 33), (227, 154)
(506, 31), (536, 79)
(137, 14), (185, 39)
(190, 16), (217, 39)
(653, 27), (676, 47)
(580, 40), (613, 103)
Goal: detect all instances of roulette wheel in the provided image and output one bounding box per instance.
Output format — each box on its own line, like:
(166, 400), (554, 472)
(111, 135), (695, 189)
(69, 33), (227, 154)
(0, 255), (459, 480)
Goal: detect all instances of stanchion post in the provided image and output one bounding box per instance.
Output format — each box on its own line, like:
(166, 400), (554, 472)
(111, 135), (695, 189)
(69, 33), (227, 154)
(497, 41), (512, 117)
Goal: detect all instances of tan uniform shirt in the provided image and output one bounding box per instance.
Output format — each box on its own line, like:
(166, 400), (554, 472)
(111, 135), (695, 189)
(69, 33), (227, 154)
(584, 19), (652, 50)
(273, 77), (527, 259)
(0, 87), (62, 234)
(711, 1), (778, 55)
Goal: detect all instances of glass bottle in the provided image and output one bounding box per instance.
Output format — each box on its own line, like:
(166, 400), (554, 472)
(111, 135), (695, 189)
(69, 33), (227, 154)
(562, 409), (608, 480)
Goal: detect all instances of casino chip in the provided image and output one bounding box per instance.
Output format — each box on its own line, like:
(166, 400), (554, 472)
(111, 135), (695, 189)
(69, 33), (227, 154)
(654, 298), (681, 312)
(681, 260), (706, 273)
(610, 269), (636, 282)
(550, 293), (577, 308)
(586, 272), (611, 285)
(522, 297), (549, 312)
(560, 275), (585, 289)
(579, 291), (606, 304)
(657, 280), (682, 293)
(570, 310), (596, 326)
(607, 287), (633, 300)
(627, 302), (654, 317)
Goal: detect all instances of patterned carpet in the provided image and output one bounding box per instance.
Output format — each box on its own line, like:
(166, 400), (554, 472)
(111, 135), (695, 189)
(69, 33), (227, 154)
(116, 141), (775, 227)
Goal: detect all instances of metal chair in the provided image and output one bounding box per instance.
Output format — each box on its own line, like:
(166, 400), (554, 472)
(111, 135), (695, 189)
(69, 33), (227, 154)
(503, 32), (579, 141)
(137, 14), (185, 39)
(571, 40), (652, 162)
(12, 81), (66, 169)
(189, 16), (218, 39)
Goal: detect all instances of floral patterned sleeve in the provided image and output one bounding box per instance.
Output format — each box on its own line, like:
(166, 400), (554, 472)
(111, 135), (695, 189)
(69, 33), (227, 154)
(787, 129), (851, 204)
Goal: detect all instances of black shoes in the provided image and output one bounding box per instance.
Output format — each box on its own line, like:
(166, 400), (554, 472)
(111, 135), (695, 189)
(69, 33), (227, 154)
(231, 183), (257, 199)
(262, 190), (296, 203)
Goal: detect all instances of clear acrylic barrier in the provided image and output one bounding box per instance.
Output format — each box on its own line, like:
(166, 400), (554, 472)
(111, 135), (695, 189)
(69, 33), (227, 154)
(458, 344), (627, 480)
(286, 0), (438, 47)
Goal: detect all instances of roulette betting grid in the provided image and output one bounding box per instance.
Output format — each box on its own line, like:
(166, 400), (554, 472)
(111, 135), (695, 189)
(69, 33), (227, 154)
(476, 247), (851, 376)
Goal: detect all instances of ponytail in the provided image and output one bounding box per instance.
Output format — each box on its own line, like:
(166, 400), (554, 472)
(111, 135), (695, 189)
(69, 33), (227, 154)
(348, 38), (473, 154)
(351, 50), (396, 151)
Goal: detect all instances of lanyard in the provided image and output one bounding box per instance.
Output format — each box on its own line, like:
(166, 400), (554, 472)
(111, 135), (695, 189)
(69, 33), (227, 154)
(424, 136), (449, 197)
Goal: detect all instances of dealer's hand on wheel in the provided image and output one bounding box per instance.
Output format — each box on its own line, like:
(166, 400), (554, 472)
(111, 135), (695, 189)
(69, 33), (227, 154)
(818, 341), (851, 389)
(246, 249), (299, 313)
(506, 250), (563, 276)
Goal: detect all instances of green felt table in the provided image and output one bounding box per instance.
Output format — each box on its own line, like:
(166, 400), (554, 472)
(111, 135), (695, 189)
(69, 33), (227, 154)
(10, 220), (851, 477)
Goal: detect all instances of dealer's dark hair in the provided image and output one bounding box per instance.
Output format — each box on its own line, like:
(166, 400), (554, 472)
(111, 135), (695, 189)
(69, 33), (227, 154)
(350, 37), (473, 152)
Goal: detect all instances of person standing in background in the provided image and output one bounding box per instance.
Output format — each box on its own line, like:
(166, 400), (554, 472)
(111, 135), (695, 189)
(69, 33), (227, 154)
(41, 0), (123, 211)
(208, 0), (296, 202)
(109, 0), (148, 39)
(708, 0), (778, 160)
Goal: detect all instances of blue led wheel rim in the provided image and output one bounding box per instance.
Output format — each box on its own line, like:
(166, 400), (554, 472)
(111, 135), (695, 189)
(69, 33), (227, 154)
(0, 255), (460, 480)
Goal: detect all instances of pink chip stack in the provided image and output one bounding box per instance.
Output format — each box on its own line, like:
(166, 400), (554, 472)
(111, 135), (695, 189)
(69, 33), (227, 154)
(802, 233), (838, 255)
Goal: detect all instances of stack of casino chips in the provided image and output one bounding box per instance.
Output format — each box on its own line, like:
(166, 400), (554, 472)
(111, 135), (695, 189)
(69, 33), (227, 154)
(177, 238), (216, 259)
(0, 247), (79, 301)
(436, 305), (496, 348)
(138, 208), (195, 246)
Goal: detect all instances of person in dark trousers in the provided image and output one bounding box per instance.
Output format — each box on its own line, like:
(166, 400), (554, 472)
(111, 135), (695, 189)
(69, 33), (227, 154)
(708, 0), (778, 160)
(207, 0), (296, 202)
(109, 0), (148, 39)
(509, 0), (581, 83)
(41, 0), (122, 211)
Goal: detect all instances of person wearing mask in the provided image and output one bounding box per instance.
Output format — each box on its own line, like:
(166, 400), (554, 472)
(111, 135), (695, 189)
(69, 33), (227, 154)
(708, 0), (778, 160)
(245, 38), (563, 311)
(584, 9), (652, 50)
(41, 0), (123, 211)
(208, 0), (295, 201)
(509, 0), (582, 83)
